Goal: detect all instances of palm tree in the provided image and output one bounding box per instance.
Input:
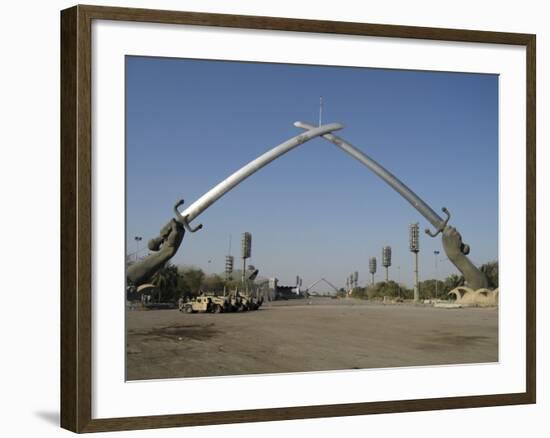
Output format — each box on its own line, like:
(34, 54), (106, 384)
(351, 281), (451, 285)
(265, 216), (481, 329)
(444, 274), (464, 292)
(480, 261), (498, 289)
(178, 266), (205, 296)
(151, 263), (179, 302)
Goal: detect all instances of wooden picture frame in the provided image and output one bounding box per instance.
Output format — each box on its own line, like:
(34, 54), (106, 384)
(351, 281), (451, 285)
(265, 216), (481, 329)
(61, 4), (536, 433)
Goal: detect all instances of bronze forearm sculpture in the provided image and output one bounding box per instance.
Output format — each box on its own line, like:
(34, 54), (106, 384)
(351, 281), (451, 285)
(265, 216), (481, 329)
(126, 202), (188, 287)
(441, 226), (487, 289)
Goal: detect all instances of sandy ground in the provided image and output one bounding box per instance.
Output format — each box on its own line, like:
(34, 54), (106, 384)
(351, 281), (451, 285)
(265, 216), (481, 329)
(126, 298), (498, 380)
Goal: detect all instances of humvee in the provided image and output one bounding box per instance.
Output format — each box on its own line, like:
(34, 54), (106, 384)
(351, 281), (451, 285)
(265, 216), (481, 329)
(180, 294), (231, 313)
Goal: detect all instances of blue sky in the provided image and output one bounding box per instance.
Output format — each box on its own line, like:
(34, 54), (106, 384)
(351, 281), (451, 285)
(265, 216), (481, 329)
(126, 56), (498, 290)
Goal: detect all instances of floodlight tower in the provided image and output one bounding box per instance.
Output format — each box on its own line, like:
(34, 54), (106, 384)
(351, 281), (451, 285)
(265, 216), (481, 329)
(434, 250), (440, 299)
(409, 223), (420, 302)
(369, 257), (377, 285)
(225, 255), (234, 281)
(134, 236), (142, 262)
(223, 255), (234, 297)
(382, 246), (392, 282)
(348, 273), (354, 295)
(353, 271), (359, 289)
(241, 232), (252, 288)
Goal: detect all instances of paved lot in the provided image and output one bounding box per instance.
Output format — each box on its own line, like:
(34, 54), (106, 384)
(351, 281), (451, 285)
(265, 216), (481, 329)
(126, 298), (498, 380)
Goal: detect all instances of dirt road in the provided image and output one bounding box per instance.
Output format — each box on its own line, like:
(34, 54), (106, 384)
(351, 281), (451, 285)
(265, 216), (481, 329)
(126, 298), (498, 380)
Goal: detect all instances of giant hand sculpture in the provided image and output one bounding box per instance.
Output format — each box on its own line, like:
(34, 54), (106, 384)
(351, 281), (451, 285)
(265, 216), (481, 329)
(127, 200), (198, 287)
(441, 226), (488, 290)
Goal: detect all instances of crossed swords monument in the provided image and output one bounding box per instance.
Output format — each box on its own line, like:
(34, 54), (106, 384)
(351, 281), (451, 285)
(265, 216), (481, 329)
(127, 121), (489, 295)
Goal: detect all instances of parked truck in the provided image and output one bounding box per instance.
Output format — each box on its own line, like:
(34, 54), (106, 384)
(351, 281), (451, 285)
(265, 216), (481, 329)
(179, 294), (231, 313)
(179, 290), (263, 314)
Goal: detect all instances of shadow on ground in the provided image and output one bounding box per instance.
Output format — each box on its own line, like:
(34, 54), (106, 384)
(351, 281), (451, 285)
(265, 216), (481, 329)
(34, 411), (59, 427)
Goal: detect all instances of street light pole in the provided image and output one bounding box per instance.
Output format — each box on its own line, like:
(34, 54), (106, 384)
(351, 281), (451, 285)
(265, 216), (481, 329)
(397, 265), (401, 298)
(369, 257), (376, 286)
(409, 223), (420, 302)
(134, 236), (142, 262)
(382, 246), (392, 282)
(434, 250), (440, 299)
(241, 232), (252, 292)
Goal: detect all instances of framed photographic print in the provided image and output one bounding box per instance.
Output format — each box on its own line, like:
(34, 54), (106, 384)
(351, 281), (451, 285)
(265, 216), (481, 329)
(60, 4), (536, 433)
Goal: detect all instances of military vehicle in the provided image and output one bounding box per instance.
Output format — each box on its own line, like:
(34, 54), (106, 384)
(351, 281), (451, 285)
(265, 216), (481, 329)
(228, 293), (244, 312)
(179, 294), (231, 313)
(226, 290), (264, 311)
(180, 295), (211, 313)
(240, 294), (263, 311)
(179, 290), (263, 314)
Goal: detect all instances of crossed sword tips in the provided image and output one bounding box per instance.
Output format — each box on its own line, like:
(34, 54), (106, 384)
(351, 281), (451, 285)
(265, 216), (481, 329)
(173, 120), (451, 245)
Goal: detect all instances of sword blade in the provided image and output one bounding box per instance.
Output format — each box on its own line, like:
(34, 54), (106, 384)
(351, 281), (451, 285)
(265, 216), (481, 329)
(294, 121), (445, 230)
(178, 123), (344, 224)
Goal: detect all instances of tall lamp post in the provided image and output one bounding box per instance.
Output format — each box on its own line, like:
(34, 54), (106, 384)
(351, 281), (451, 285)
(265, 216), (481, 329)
(434, 250), (440, 299)
(224, 255), (234, 296)
(396, 265), (401, 298)
(382, 246), (392, 282)
(241, 232), (252, 291)
(134, 236), (142, 262)
(369, 257), (377, 285)
(409, 223), (420, 302)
